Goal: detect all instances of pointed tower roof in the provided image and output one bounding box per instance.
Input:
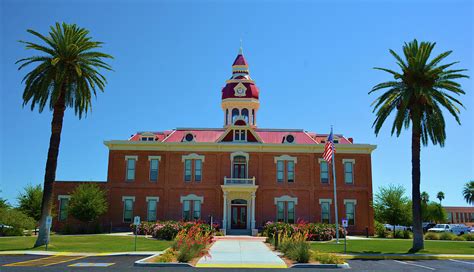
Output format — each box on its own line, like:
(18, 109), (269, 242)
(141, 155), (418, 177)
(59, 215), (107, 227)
(221, 47), (259, 100)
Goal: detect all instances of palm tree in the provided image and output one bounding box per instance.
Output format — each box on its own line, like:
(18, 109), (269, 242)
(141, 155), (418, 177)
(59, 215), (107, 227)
(17, 23), (112, 246)
(436, 191), (445, 205)
(421, 191), (430, 204)
(370, 39), (468, 252)
(463, 181), (474, 205)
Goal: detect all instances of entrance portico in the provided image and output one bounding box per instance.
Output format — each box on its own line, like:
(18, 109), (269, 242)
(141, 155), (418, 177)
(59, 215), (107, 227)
(221, 186), (258, 235)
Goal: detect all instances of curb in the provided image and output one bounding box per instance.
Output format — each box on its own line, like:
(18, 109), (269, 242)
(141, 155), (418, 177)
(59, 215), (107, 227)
(341, 254), (474, 260)
(195, 263), (288, 268)
(0, 250), (162, 257)
(133, 253), (193, 267)
(291, 262), (350, 269)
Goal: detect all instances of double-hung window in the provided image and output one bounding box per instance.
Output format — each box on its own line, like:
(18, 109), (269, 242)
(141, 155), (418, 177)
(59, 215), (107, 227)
(183, 157), (203, 182)
(195, 159), (202, 182)
(147, 197), (158, 222)
(344, 200), (356, 225)
(321, 201), (330, 223)
(182, 200), (201, 221)
(275, 156), (297, 183)
(184, 159), (192, 182)
(287, 161), (294, 183)
(343, 159), (354, 184)
(126, 157), (137, 181)
(277, 161), (284, 182)
(149, 159), (159, 182)
(320, 161), (329, 183)
(234, 130), (247, 141)
(276, 201), (295, 224)
(58, 196), (70, 221)
(123, 197), (134, 223)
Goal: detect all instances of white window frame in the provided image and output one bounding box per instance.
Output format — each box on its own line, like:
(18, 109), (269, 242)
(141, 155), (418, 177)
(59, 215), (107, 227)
(146, 196), (159, 222)
(274, 155), (297, 183)
(342, 159), (355, 184)
(122, 196), (135, 223)
(319, 198), (332, 224)
(344, 199), (357, 226)
(148, 156), (161, 182)
(318, 158), (330, 184)
(274, 196), (298, 224)
(125, 156), (138, 182)
(180, 194), (204, 221)
(58, 195), (71, 221)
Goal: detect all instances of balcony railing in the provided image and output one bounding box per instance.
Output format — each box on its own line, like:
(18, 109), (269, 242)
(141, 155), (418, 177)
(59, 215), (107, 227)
(224, 176), (256, 186)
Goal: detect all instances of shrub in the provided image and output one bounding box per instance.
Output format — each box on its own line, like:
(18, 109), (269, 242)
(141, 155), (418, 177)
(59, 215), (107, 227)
(453, 236), (466, 241)
(276, 231), (310, 263)
(393, 229), (411, 239)
(312, 252), (345, 264)
(0, 207), (35, 236)
(155, 249), (176, 263)
(461, 233), (474, 241)
(439, 232), (456, 240)
(172, 224), (212, 263)
(262, 220), (346, 242)
(424, 232), (439, 240)
(374, 221), (388, 238)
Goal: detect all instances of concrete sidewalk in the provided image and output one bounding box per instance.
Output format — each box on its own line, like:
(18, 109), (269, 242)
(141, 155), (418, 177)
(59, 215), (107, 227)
(196, 236), (287, 268)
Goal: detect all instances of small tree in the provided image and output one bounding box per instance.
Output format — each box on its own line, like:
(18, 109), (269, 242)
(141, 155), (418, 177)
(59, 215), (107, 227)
(374, 184), (411, 237)
(68, 184), (108, 229)
(17, 184), (43, 221)
(426, 202), (447, 223)
(463, 181), (473, 205)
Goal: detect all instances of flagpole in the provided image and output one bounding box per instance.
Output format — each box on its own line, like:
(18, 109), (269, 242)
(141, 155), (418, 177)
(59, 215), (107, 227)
(331, 127), (339, 243)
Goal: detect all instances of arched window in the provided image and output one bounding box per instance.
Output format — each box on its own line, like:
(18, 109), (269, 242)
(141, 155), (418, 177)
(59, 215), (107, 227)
(252, 109), (255, 124)
(241, 108), (249, 123)
(232, 108), (239, 124)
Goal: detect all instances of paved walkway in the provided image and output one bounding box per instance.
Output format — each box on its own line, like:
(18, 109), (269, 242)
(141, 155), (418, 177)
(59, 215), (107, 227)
(196, 236), (287, 268)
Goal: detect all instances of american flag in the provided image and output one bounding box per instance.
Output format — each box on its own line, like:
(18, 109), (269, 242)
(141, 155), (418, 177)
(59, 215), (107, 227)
(322, 129), (335, 163)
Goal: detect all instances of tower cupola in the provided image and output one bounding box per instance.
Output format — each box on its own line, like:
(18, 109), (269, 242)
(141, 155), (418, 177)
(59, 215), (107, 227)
(221, 47), (260, 127)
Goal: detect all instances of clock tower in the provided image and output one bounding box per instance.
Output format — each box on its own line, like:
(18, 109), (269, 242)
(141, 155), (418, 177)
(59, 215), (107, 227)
(221, 47), (260, 128)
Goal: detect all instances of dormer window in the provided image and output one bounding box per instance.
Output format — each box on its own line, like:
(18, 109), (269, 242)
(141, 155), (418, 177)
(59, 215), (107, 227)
(234, 130), (247, 142)
(284, 134), (295, 144)
(184, 133), (195, 142)
(334, 138), (339, 144)
(140, 136), (155, 141)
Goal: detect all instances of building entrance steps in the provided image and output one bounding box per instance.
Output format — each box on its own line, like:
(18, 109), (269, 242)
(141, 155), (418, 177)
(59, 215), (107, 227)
(196, 236), (286, 268)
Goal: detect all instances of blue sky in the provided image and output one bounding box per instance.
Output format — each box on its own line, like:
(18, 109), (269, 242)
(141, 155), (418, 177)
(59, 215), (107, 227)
(1, 0), (473, 206)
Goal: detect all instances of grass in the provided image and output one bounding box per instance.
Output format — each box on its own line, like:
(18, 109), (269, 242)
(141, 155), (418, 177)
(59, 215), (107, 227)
(0, 235), (172, 253)
(310, 239), (474, 255)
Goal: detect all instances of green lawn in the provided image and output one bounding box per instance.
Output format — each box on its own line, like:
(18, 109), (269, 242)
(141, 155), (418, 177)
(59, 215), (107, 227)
(310, 239), (474, 255)
(0, 235), (172, 253)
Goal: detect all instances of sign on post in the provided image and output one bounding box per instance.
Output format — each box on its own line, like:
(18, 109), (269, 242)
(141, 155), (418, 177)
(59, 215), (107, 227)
(133, 216), (140, 251)
(45, 216), (53, 251)
(341, 218), (347, 253)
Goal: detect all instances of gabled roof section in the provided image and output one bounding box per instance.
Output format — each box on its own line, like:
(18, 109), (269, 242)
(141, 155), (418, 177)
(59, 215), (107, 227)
(255, 129), (317, 144)
(163, 128), (224, 143)
(217, 125), (263, 143)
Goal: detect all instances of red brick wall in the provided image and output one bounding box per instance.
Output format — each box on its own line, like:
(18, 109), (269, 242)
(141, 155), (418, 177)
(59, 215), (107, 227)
(53, 150), (374, 235)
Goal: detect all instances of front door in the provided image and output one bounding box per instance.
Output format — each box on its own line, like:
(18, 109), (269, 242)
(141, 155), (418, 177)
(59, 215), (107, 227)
(231, 205), (247, 229)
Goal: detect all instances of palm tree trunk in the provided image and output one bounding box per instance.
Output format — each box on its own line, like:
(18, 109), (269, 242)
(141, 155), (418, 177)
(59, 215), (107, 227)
(410, 119), (424, 252)
(34, 93), (66, 247)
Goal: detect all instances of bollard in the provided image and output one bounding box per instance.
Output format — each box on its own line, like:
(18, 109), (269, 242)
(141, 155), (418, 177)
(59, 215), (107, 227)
(274, 230), (279, 249)
(366, 226), (369, 238)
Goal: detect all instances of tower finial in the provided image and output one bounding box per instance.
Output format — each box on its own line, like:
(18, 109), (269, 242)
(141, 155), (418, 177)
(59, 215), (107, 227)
(239, 38), (243, 55)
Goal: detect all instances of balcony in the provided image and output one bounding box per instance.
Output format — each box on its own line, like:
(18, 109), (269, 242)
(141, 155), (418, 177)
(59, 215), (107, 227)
(224, 177), (256, 186)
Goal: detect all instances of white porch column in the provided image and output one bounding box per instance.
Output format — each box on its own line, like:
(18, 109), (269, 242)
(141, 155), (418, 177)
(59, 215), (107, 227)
(251, 192), (256, 230)
(222, 191), (228, 232)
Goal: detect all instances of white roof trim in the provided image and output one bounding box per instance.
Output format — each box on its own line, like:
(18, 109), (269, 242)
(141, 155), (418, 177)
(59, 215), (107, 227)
(58, 195), (71, 200)
(148, 156), (162, 161)
(274, 195), (298, 205)
(274, 155), (297, 164)
(122, 196), (135, 201)
(181, 153), (205, 162)
(344, 199), (357, 205)
(180, 194), (204, 203)
(319, 198), (332, 204)
(146, 196), (160, 202)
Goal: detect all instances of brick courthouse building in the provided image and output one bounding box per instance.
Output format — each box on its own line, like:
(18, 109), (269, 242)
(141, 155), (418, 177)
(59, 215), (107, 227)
(53, 49), (377, 235)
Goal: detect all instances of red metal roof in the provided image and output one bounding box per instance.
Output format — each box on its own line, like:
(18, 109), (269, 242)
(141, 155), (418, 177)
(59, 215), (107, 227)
(233, 54), (248, 66)
(128, 129), (353, 145)
(221, 82), (259, 99)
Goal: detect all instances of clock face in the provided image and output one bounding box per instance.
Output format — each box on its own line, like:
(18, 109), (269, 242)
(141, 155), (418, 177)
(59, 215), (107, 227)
(237, 88), (245, 94)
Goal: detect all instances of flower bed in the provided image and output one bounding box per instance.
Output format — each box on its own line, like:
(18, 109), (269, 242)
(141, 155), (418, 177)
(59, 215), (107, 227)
(131, 220), (219, 240)
(262, 220), (346, 241)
